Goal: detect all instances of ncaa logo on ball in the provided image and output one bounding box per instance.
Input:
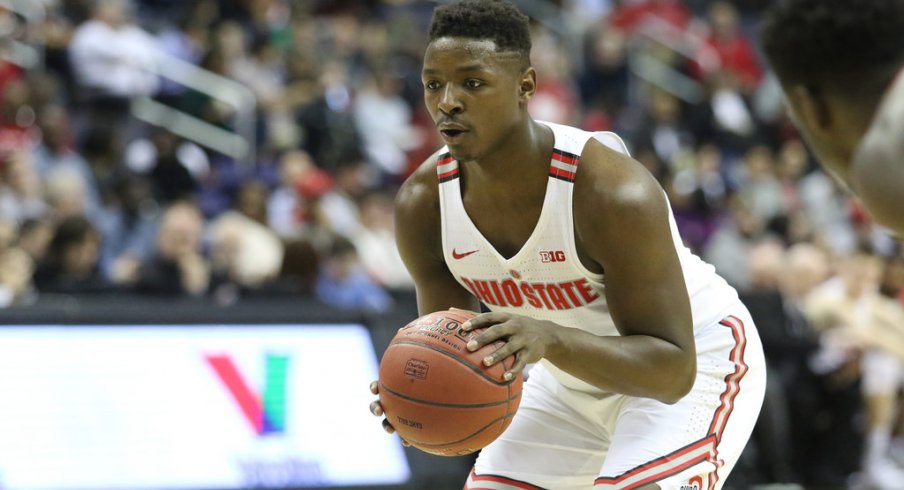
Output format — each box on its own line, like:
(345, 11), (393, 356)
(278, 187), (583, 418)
(404, 359), (429, 380)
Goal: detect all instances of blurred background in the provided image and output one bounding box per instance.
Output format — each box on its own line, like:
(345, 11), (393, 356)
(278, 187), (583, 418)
(1, 0), (903, 489)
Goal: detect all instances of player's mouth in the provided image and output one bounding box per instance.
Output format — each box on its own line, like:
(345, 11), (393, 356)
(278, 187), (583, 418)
(439, 125), (469, 144)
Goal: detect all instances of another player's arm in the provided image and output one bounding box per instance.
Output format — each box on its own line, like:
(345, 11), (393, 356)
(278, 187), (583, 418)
(394, 154), (481, 315)
(465, 140), (696, 404)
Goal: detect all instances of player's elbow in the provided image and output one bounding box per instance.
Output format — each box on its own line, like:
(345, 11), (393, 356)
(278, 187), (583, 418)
(659, 355), (696, 405)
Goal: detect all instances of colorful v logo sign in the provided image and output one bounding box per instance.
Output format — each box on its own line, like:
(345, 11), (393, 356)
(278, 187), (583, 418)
(205, 353), (290, 435)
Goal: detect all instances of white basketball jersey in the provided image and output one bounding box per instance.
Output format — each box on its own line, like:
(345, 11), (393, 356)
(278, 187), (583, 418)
(437, 121), (740, 393)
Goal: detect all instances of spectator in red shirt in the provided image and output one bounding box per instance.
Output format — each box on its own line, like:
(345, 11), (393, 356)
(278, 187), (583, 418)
(694, 1), (763, 93)
(608, 0), (692, 35)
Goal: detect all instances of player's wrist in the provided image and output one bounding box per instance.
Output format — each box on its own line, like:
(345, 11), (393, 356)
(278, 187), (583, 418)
(542, 323), (575, 362)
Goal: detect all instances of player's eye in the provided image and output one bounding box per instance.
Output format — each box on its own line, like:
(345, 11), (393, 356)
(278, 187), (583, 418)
(425, 80), (441, 91)
(465, 79), (483, 89)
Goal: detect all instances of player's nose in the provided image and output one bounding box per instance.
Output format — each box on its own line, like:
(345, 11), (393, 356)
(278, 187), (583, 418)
(438, 85), (463, 115)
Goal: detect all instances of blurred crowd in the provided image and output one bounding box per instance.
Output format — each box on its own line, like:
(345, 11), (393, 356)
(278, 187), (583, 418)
(2, 0), (904, 488)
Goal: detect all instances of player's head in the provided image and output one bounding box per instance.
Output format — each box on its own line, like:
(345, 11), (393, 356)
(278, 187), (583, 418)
(423, 0), (535, 161)
(760, 0), (904, 180)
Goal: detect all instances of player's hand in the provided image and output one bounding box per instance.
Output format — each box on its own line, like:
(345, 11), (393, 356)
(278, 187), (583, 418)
(461, 312), (559, 381)
(369, 381), (410, 446)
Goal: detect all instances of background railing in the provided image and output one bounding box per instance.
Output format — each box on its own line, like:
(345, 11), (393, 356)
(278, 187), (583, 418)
(628, 17), (708, 104)
(134, 51), (258, 166)
(3, 0), (45, 70)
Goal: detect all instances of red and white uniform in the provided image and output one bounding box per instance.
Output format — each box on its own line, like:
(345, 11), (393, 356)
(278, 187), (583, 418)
(438, 122), (766, 490)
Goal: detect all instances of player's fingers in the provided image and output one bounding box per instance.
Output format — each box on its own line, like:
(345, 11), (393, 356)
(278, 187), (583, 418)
(369, 380), (379, 394)
(504, 351), (528, 381)
(369, 400), (384, 416)
(481, 337), (520, 366)
(401, 439), (411, 447)
(382, 418), (396, 434)
(465, 322), (512, 351)
(461, 312), (509, 331)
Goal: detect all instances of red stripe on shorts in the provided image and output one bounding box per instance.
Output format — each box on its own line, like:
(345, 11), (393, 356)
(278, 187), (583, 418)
(595, 315), (750, 489)
(594, 436), (716, 489)
(705, 315), (749, 488)
(465, 468), (545, 490)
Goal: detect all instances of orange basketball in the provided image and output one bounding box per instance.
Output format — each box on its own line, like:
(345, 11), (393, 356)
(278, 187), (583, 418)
(378, 309), (523, 456)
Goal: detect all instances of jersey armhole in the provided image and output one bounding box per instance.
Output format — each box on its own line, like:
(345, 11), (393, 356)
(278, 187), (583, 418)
(592, 131), (631, 156)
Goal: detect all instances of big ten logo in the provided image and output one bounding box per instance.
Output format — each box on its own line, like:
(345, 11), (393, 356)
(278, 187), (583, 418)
(680, 475), (704, 490)
(539, 250), (566, 263)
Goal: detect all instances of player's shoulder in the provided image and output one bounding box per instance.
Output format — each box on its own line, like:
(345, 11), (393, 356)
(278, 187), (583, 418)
(574, 132), (665, 213)
(395, 149), (445, 223)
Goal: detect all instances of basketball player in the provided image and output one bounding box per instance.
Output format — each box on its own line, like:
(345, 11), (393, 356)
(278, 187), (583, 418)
(760, 0), (904, 234)
(369, 1), (766, 488)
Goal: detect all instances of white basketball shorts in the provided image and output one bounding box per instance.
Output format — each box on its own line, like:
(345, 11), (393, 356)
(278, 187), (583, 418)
(464, 307), (766, 490)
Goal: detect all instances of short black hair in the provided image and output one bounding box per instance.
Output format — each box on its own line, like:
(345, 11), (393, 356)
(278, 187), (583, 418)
(760, 0), (904, 96)
(428, 0), (531, 66)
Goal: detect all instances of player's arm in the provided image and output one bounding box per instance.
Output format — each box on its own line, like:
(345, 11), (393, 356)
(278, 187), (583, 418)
(370, 154), (479, 438)
(464, 140), (696, 404)
(547, 140), (696, 402)
(394, 153), (480, 316)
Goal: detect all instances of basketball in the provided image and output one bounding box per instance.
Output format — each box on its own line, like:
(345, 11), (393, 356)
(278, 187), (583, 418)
(378, 309), (523, 456)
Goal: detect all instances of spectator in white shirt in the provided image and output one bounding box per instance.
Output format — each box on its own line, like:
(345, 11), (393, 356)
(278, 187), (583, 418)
(69, 0), (160, 99)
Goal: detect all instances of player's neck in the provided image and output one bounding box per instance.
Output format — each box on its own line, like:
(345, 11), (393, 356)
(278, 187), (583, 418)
(461, 119), (555, 194)
(462, 119), (553, 183)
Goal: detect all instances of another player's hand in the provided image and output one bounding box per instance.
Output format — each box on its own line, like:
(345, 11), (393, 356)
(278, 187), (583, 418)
(369, 381), (410, 446)
(462, 312), (559, 381)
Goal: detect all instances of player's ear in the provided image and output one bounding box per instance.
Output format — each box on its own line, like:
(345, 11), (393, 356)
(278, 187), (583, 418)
(787, 84), (833, 133)
(519, 67), (537, 103)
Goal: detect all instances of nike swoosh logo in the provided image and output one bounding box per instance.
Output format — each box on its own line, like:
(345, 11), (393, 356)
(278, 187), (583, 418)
(452, 249), (479, 260)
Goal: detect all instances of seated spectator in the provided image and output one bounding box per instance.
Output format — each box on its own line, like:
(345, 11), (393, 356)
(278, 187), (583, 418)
(140, 129), (201, 204)
(354, 66), (426, 181)
(0, 247), (35, 307)
(33, 216), (105, 293)
(738, 241), (822, 484)
(97, 172), (159, 285)
(267, 150), (314, 239)
(315, 235), (392, 313)
(607, 0), (692, 35)
(32, 104), (102, 217)
(693, 1), (762, 93)
(44, 166), (91, 222)
(17, 218), (53, 264)
(352, 190), (413, 290)
(134, 200), (209, 296)
(273, 239), (320, 296)
(233, 180), (270, 226)
(0, 219), (32, 307)
(0, 78), (38, 157)
(68, 0), (159, 115)
(805, 248), (904, 489)
(0, 150), (48, 223)
(0, 218), (15, 253)
(317, 158), (369, 239)
(208, 208), (284, 295)
(703, 196), (772, 291)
